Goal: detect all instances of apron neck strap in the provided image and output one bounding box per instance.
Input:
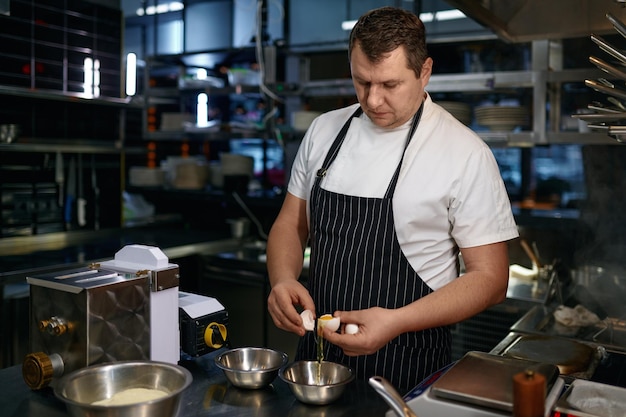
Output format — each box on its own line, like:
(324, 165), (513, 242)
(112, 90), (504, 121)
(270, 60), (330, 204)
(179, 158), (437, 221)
(384, 102), (424, 198)
(316, 107), (363, 180)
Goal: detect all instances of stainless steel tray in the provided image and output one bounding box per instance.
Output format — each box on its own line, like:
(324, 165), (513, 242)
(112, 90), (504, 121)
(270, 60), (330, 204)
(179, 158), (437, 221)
(430, 351), (559, 412)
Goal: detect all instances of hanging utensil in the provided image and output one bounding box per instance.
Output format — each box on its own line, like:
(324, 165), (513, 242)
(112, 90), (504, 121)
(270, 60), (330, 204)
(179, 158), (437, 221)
(573, 112), (626, 122)
(585, 79), (626, 101)
(520, 239), (542, 269)
(368, 376), (418, 417)
(606, 12), (626, 40)
(587, 102), (622, 113)
(607, 96), (626, 111)
(590, 34), (626, 67)
(598, 78), (615, 88)
(589, 56), (626, 81)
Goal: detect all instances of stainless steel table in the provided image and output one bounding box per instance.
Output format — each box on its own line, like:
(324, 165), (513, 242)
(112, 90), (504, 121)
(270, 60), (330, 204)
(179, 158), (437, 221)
(1, 351), (391, 417)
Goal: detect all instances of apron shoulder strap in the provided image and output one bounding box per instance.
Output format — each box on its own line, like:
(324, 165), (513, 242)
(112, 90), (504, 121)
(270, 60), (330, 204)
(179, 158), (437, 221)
(316, 107), (363, 179)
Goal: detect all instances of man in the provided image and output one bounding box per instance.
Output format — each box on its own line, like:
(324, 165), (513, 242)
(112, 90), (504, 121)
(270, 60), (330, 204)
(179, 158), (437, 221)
(266, 6), (518, 394)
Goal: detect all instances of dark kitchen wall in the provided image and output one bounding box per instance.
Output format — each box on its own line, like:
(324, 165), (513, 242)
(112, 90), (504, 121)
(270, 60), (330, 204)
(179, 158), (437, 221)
(0, 0), (133, 237)
(576, 146), (626, 268)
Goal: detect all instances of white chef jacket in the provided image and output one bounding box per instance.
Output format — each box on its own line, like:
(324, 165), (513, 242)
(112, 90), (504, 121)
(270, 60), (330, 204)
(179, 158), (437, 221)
(288, 94), (519, 290)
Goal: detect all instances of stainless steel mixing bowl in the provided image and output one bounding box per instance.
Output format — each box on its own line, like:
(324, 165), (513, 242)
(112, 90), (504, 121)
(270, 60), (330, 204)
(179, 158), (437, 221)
(279, 360), (355, 405)
(215, 347), (288, 389)
(53, 360), (192, 417)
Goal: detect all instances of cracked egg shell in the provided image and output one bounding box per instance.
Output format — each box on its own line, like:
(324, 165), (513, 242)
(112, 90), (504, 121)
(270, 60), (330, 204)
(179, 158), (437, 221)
(345, 323), (359, 334)
(318, 314), (340, 333)
(301, 309), (315, 331)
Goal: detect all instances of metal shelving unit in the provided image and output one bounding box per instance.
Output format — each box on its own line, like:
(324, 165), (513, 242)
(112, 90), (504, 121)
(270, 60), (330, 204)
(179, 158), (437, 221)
(300, 66), (612, 146)
(141, 55), (274, 143)
(0, 0), (136, 236)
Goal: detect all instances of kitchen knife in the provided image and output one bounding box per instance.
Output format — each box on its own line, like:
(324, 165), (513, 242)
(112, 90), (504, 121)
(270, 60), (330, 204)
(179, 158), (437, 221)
(65, 157), (76, 229)
(77, 154), (86, 227)
(91, 154), (100, 230)
(55, 152), (64, 207)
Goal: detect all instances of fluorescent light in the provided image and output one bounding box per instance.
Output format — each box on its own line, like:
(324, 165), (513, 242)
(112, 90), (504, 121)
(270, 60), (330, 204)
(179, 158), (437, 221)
(93, 59), (100, 98)
(169, 2), (184, 12)
(341, 9), (466, 30)
(136, 2), (184, 16)
(432, 9), (466, 21)
(197, 93), (208, 127)
(83, 57), (93, 95)
(341, 20), (357, 31)
(126, 53), (137, 96)
(419, 12), (435, 23)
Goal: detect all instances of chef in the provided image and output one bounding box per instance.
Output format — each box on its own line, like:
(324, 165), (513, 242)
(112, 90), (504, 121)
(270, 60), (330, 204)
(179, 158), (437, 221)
(266, 6), (519, 394)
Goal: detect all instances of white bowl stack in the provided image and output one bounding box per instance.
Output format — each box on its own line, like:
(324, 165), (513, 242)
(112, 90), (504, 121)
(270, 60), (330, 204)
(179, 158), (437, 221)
(474, 105), (529, 131)
(437, 101), (472, 125)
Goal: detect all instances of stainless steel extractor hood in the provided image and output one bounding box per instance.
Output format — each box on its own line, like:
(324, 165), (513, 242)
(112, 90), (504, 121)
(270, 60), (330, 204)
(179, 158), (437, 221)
(446, 0), (626, 42)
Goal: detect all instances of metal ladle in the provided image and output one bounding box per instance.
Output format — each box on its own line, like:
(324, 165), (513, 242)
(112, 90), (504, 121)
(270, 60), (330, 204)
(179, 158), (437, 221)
(368, 376), (418, 417)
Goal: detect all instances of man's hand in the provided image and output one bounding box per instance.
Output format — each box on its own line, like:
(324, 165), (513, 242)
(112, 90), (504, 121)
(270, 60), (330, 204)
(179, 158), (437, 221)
(321, 307), (403, 355)
(267, 280), (315, 337)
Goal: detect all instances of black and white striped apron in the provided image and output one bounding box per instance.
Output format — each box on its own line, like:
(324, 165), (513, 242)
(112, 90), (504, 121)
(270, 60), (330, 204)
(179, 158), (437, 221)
(296, 105), (452, 394)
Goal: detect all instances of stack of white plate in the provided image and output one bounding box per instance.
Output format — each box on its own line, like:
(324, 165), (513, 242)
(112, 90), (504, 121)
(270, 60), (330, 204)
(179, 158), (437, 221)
(129, 166), (165, 187)
(474, 105), (529, 131)
(437, 101), (472, 125)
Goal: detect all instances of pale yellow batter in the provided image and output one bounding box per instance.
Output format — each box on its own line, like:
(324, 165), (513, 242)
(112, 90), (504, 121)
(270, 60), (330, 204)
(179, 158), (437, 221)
(92, 387), (168, 406)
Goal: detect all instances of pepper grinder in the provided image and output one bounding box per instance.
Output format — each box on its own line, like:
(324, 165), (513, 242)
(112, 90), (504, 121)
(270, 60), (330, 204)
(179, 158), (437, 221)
(513, 369), (546, 417)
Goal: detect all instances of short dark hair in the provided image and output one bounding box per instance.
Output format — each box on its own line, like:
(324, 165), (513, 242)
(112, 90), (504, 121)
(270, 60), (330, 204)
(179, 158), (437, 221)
(349, 7), (428, 78)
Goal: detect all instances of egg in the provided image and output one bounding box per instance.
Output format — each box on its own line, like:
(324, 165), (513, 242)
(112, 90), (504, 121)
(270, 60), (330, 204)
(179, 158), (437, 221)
(317, 314), (340, 333)
(300, 309), (315, 331)
(345, 323), (359, 335)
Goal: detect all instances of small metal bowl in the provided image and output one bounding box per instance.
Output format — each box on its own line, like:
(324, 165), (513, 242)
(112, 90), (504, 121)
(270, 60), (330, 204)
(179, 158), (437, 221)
(279, 360), (355, 405)
(215, 347), (288, 389)
(54, 360), (192, 417)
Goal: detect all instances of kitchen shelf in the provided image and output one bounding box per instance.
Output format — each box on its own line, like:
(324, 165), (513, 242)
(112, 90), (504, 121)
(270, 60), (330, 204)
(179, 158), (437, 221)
(0, 85), (139, 108)
(299, 65), (610, 146)
(0, 141), (145, 155)
(141, 55), (277, 141)
(301, 68), (605, 97)
(143, 127), (267, 142)
(0, 0), (135, 237)
(0, 0), (122, 96)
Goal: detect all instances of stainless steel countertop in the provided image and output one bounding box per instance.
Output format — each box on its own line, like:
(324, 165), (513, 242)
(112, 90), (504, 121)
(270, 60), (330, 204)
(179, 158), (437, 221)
(506, 276), (551, 304)
(0, 350), (391, 417)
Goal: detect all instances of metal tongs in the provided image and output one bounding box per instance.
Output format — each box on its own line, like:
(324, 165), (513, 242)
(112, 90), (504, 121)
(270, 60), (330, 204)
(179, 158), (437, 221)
(583, 12), (626, 141)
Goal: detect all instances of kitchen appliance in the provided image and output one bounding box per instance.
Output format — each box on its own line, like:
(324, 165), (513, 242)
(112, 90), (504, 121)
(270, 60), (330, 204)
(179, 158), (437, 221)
(179, 291), (229, 357)
(385, 351), (564, 417)
(22, 244), (180, 390)
(507, 304), (626, 387)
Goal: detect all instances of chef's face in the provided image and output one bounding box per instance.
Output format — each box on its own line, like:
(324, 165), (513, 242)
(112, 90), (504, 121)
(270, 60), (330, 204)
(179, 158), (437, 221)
(350, 42), (432, 129)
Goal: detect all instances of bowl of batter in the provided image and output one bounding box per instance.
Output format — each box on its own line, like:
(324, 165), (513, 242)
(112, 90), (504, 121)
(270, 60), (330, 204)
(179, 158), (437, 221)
(54, 360), (192, 417)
